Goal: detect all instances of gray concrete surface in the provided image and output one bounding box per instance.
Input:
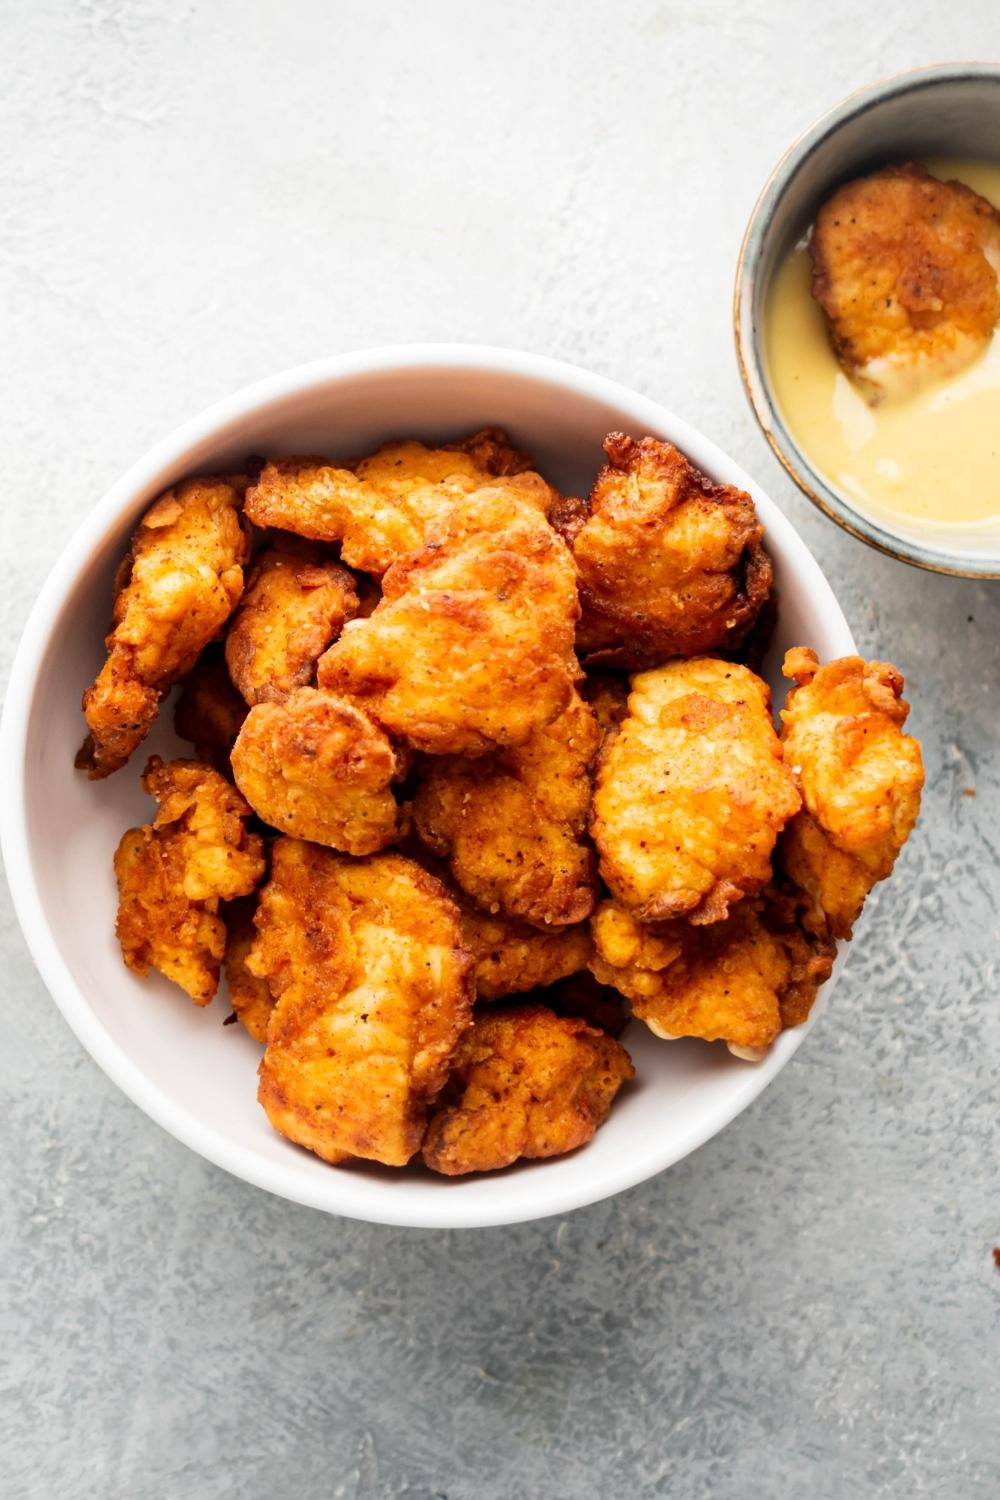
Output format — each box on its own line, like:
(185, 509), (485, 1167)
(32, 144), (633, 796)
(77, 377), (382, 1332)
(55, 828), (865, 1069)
(2, 2), (999, 1496)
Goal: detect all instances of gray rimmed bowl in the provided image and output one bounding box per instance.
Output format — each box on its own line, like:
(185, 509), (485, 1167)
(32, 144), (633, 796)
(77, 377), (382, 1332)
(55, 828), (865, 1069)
(734, 62), (1000, 580)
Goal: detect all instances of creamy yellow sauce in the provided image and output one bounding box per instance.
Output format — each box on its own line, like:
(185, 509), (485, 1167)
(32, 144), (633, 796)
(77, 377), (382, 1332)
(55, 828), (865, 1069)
(765, 158), (1000, 546)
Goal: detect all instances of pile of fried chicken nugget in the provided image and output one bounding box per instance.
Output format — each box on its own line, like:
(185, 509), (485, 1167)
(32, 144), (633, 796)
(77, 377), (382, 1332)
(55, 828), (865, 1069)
(77, 428), (924, 1175)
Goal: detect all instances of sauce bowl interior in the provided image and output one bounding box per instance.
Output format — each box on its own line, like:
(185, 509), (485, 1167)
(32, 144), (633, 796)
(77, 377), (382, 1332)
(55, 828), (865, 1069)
(736, 64), (1000, 578)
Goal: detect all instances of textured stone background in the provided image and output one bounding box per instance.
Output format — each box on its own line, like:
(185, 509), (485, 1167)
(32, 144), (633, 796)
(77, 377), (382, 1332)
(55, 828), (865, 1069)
(2, 3), (999, 1497)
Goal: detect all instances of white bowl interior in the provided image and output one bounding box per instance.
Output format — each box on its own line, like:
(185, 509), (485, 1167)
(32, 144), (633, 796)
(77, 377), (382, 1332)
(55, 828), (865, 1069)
(6, 350), (856, 1227)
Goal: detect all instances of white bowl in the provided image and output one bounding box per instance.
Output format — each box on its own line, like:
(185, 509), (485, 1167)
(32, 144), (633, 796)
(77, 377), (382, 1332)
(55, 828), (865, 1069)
(0, 345), (856, 1228)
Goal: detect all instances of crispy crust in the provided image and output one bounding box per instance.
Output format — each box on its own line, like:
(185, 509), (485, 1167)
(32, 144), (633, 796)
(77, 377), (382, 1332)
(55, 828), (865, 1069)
(778, 649), (924, 938)
(231, 687), (410, 855)
(114, 757), (265, 1004)
(459, 904), (592, 1001)
(590, 894), (834, 1049)
(422, 1005), (633, 1175)
(79, 478), (249, 777)
(245, 431), (544, 576)
(317, 484), (580, 756)
(591, 659), (801, 924)
(253, 842), (474, 1166)
(810, 162), (1000, 400)
(412, 691), (600, 927)
(588, 901), (684, 1000)
(446, 426), (534, 476)
(569, 434), (772, 668)
(224, 545), (358, 705)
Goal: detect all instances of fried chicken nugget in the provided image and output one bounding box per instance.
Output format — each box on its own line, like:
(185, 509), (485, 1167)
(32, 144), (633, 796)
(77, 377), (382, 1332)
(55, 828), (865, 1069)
(173, 645), (248, 773)
(223, 896), (273, 1043)
(590, 897), (833, 1056)
(592, 659), (801, 925)
(244, 430), (540, 576)
(422, 1005), (633, 1175)
(412, 691), (600, 927)
(778, 648), (924, 939)
(316, 484), (580, 755)
(810, 162), (1000, 403)
(460, 905), (592, 1001)
(114, 757), (265, 1004)
(231, 687), (410, 855)
(252, 841), (474, 1166)
(568, 435), (772, 668)
(224, 544), (358, 705)
(78, 478), (250, 778)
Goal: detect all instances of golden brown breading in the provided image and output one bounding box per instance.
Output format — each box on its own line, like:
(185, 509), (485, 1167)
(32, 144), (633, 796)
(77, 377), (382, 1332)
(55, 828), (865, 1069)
(244, 431), (542, 576)
(442, 427), (534, 477)
(810, 162), (1000, 403)
(589, 899), (683, 996)
(778, 648), (924, 938)
(252, 841), (474, 1167)
(114, 757), (265, 1004)
(243, 465), (463, 575)
(357, 429), (533, 485)
(590, 897), (834, 1055)
(412, 691), (600, 927)
(231, 687), (409, 855)
(224, 545), (358, 705)
(173, 645), (248, 773)
(422, 1005), (633, 1175)
(548, 492), (590, 546)
(223, 896), (273, 1043)
(621, 905), (785, 1055)
(399, 851), (593, 998)
(78, 479), (249, 777)
(568, 435), (772, 668)
(461, 905), (592, 1001)
(591, 659), (801, 925)
(317, 484), (580, 755)
(776, 817), (865, 945)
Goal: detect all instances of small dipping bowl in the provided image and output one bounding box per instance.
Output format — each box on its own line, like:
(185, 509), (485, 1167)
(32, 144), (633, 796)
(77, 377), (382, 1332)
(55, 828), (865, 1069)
(735, 62), (1000, 579)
